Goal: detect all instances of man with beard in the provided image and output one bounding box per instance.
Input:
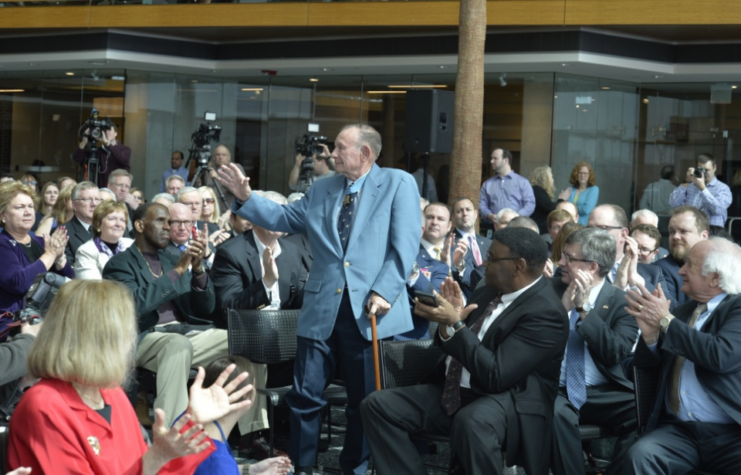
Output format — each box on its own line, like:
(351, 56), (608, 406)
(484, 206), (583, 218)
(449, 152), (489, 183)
(653, 206), (709, 311)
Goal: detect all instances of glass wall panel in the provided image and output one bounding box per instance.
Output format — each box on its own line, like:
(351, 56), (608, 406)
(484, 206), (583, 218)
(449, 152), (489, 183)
(552, 74), (639, 215)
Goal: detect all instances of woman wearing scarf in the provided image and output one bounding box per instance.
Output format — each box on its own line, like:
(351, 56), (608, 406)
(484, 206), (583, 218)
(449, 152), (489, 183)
(75, 200), (133, 280)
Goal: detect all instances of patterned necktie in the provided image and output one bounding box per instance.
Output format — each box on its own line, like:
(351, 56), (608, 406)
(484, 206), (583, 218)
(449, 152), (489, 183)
(668, 303), (707, 415)
(441, 293), (503, 415)
(608, 262), (619, 283)
(468, 235), (483, 266)
(433, 247), (443, 262)
(178, 244), (187, 254)
(565, 308), (587, 410)
(337, 191), (358, 252)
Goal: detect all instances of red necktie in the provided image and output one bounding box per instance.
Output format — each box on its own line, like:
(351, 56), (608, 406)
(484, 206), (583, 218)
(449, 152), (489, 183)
(468, 235), (483, 267)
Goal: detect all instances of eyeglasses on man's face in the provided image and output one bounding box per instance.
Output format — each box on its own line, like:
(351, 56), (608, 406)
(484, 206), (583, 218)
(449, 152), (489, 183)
(74, 198), (102, 204)
(169, 220), (193, 228)
(561, 252), (593, 264)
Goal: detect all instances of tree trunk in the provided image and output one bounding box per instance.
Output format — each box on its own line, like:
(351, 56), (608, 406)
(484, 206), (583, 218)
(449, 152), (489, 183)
(449, 0), (487, 216)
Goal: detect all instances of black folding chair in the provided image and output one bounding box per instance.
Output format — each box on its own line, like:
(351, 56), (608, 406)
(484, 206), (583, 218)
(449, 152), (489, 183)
(228, 308), (347, 457)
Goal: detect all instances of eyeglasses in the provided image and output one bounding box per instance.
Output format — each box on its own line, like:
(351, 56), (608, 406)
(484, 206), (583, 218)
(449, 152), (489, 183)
(169, 220), (193, 228)
(637, 246), (657, 255)
(561, 252), (593, 264)
(588, 224), (623, 231)
(203, 198), (215, 204)
(22, 180), (37, 186)
(74, 198), (102, 204)
(182, 201), (202, 208)
(111, 183), (131, 190)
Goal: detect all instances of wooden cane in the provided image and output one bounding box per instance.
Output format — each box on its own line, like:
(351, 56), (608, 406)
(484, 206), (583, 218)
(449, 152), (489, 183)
(370, 314), (381, 391)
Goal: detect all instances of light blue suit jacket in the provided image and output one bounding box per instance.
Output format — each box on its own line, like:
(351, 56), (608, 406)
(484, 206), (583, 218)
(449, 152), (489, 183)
(233, 164), (421, 341)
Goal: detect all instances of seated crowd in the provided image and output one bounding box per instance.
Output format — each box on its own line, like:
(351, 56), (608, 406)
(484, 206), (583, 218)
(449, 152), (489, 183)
(1, 131), (740, 475)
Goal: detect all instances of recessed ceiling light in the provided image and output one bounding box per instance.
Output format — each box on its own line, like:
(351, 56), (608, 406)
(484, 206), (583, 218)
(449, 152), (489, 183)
(654, 75), (663, 79)
(111, 76), (125, 81)
(321, 68), (332, 72)
(241, 88), (264, 92)
(0, 89), (24, 93)
(367, 91), (407, 94)
(65, 72), (74, 76)
(601, 86), (610, 90)
(438, 65), (446, 69)
(309, 78), (319, 82)
(388, 85), (448, 89)
(28, 63), (39, 66)
(733, 85), (738, 89)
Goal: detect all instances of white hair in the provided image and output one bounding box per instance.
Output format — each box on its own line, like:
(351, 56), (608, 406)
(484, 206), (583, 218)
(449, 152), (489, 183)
(253, 190), (287, 205)
(702, 237), (741, 295)
(631, 209), (659, 227)
(152, 193), (175, 204)
(98, 188), (117, 202)
(176, 186), (199, 201)
(287, 192), (304, 204)
(166, 175), (185, 186)
(495, 208), (518, 223)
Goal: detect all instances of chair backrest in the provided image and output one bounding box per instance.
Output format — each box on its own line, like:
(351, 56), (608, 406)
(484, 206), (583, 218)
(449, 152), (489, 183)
(379, 339), (444, 389)
(633, 365), (661, 434)
(228, 309), (300, 364)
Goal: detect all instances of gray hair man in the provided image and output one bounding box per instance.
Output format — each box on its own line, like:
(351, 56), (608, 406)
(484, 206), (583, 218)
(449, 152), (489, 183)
(65, 181), (100, 264)
(613, 238), (741, 475)
(550, 227), (638, 475)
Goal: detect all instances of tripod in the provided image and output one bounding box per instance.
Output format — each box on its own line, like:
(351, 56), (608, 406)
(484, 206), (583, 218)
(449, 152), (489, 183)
(85, 141), (101, 186)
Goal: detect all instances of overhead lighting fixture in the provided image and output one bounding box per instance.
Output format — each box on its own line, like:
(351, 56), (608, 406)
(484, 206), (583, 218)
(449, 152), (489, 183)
(241, 88), (264, 92)
(111, 75), (125, 81)
(0, 89), (24, 93)
(65, 72), (74, 76)
(733, 85), (738, 89)
(387, 85), (448, 89)
(438, 65), (446, 69)
(309, 78), (319, 82)
(321, 68), (332, 72)
(601, 86), (610, 90)
(367, 91), (407, 94)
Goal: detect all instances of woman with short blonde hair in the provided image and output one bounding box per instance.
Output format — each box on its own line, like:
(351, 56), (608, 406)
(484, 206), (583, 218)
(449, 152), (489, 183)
(198, 186), (221, 224)
(75, 200), (133, 280)
(9, 279), (254, 474)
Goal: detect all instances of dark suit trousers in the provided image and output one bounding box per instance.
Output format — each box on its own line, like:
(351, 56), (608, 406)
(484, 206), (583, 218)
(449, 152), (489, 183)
(609, 417), (741, 475)
(551, 385), (636, 475)
(360, 383), (509, 475)
(284, 290), (375, 474)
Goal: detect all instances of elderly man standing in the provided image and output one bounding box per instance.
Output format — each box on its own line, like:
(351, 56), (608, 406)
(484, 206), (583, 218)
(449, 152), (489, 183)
(479, 148), (535, 226)
(609, 238), (741, 474)
(361, 227), (568, 475)
(550, 228), (638, 475)
(217, 124), (420, 475)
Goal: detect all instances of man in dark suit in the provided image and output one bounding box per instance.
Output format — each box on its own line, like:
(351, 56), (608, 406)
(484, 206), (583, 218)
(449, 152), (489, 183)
(63, 181), (100, 264)
(103, 203), (260, 434)
(550, 228), (638, 475)
(653, 205), (709, 312)
(361, 227), (569, 475)
(218, 124), (420, 475)
(587, 204), (666, 294)
(610, 238), (741, 474)
(395, 213), (449, 341)
(451, 197), (491, 294)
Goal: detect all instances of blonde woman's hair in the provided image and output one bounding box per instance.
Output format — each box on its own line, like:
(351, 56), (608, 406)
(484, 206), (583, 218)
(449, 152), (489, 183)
(50, 184), (75, 225)
(198, 186), (221, 223)
(92, 200), (130, 239)
(27, 279), (138, 389)
(529, 166), (555, 199)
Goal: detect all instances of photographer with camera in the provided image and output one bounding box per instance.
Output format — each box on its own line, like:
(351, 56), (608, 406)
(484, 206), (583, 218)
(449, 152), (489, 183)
(669, 153), (732, 227)
(73, 111), (131, 188)
(288, 136), (334, 193)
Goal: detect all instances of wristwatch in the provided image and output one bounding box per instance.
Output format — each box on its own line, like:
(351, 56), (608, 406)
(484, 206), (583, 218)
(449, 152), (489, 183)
(445, 320), (466, 338)
(660, 314), (674, 331)
(576, 302), (593, 314)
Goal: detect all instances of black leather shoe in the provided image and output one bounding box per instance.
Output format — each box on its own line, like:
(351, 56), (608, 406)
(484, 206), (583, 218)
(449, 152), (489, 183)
(294, 466), (313, 475)
(238, 436), (289, 461)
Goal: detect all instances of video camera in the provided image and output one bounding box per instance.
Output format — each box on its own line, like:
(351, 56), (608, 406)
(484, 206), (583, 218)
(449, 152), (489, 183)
(191, 114), (222, 167)
(78, 108), (113, 141)
(14, 273), (69, 326)
(295, 133), (328, 158)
